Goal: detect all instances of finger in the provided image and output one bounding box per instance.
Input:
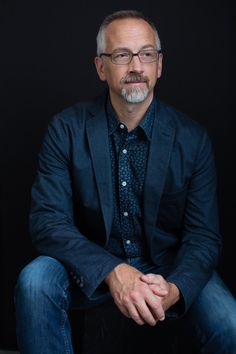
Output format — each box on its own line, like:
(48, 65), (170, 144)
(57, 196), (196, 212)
(126, 303), (146, 326)
(140, 274), (165, 285)
(149, 284), (168, 296)
(135, 300), (157, 326)
(146, 295), (165, 322)
(141, 275), (169, 295)
(114, 300), (131, 318)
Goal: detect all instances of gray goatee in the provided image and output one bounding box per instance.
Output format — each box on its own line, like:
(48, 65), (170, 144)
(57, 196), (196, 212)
(120, 73), (150, 104)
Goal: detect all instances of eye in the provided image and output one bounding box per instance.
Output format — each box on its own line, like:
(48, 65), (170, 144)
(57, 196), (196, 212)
(141, 50), (154, 57)
(113, 52), (130, 59)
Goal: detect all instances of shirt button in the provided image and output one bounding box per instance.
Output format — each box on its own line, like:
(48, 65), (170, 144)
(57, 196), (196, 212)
(120, 124), (125, 129)
(123, 211), (128, 216)
(125, 240), (131, 245)
(122, 181), (127, 186)
(122, 149), (127, 154)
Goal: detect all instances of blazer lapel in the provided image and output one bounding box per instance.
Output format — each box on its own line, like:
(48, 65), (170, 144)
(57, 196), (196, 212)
(86, 105), (113, 244)
(144, 102), (175, 235)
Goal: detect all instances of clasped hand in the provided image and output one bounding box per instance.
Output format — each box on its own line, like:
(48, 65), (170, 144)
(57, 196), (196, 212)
(105, 263), (180, 326)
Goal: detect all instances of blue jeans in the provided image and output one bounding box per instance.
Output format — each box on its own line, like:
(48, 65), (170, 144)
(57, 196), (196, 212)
(15, 256), (236, 354)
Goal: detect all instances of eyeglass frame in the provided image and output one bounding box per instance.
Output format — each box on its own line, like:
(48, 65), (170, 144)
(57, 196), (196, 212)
(99, 48), (162, 65)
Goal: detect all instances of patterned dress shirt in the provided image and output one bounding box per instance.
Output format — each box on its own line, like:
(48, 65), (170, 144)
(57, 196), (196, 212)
(105, 96), (156, 258)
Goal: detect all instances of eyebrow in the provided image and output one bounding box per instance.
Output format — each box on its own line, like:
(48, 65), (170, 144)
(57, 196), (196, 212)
(112, 44), (156, 52)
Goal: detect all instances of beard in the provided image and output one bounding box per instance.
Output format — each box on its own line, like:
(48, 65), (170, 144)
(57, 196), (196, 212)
(121, 86), (149, 103)
(120, 73), (150, 104)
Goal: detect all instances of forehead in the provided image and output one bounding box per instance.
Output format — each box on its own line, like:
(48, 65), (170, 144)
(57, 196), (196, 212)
(104, 18), (157, 51)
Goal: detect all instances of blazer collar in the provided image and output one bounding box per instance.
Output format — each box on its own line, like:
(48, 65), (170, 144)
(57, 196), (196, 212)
(86, 95), (113, 244)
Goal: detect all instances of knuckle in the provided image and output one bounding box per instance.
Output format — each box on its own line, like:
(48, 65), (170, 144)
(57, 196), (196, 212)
(140, 283), (150, 294)
(152, 299), (161, 307)
(130, 291), (139, 303)
(122, 296), (130, 306)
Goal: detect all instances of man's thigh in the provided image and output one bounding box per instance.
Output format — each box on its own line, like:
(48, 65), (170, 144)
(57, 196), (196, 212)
(178, 272), (236, 353)
(16, 255), (112, 311)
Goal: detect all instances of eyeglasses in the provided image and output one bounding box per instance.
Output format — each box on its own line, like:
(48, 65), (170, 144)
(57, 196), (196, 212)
(99, 49), (161, 65)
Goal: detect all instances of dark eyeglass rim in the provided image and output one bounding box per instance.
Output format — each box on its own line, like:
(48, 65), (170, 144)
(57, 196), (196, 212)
(99, 49), (162, 61)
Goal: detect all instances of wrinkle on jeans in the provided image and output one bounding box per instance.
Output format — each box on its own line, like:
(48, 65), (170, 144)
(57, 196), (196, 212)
(58, 279), (71, 354)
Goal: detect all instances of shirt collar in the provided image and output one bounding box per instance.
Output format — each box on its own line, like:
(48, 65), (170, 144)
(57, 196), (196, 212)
(106, 96), (156, 140)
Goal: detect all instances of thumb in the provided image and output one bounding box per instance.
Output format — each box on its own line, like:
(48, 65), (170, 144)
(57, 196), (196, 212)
(149, 284), (169, 296)
(140, 273), (161, 284)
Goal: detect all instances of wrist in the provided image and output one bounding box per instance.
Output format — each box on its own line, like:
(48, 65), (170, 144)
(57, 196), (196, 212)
(168, 282), (180, 304)
(104, 263), (127, 286)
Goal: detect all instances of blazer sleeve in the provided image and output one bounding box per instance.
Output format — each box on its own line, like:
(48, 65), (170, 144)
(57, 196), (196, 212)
(29, 114), (122, 298)
(166, 128), (222, 316)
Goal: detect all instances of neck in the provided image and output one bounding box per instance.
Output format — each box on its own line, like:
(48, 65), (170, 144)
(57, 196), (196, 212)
(109, 92), (154, 132)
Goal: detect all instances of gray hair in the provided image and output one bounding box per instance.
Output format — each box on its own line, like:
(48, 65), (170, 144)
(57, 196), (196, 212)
(96, 10), (162, 56)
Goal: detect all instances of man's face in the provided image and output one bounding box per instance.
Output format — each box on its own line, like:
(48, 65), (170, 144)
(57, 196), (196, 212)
(95, 18), (162, 105)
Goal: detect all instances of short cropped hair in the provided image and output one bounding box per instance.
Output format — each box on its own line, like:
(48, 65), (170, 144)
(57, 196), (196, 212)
(96, 10), (162, 55)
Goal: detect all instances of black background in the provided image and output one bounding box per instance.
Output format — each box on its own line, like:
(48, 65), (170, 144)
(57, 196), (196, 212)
(1, 0), (235, 350)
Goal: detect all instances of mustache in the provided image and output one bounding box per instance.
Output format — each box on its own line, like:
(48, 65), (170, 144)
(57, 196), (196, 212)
(121, 73), (149, 84)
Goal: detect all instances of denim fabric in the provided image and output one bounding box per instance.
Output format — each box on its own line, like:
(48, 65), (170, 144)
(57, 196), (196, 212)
(15, 256), (236, 354)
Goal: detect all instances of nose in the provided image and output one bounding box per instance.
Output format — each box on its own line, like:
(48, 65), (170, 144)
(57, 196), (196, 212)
(128, 54), (143, 73)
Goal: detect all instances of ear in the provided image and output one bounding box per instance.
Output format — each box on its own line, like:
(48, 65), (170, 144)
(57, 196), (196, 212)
(94, 56), (107, 81)
(157, 53), (163, 79)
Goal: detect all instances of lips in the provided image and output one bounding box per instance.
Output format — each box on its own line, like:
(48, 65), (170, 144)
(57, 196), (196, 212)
(125, 80), (146, 84)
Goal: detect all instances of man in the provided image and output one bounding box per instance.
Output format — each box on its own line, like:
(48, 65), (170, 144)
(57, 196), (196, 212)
(15, 10), (236, 354)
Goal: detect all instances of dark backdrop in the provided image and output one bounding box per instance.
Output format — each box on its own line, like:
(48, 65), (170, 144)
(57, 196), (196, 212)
(1, 0), (235, 350)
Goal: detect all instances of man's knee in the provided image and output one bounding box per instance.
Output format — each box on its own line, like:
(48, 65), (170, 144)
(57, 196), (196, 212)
(15, 256), (70, 304)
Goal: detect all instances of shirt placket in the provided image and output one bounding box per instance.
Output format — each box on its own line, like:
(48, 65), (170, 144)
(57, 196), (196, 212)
(117, 124), (136, 256)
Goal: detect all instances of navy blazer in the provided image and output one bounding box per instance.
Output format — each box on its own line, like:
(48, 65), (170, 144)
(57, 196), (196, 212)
(30, 94), (222, 315)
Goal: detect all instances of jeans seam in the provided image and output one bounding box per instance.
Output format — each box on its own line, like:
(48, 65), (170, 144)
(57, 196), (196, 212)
(58, 279), (72, 354)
